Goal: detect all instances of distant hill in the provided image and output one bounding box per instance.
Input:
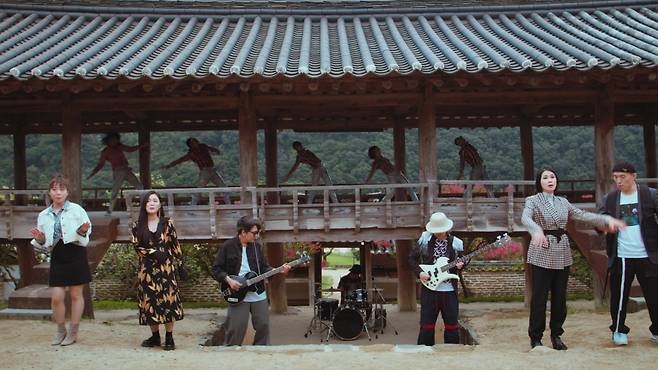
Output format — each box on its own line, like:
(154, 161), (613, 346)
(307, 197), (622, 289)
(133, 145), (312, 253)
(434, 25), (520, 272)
(0, 125), (653, 189)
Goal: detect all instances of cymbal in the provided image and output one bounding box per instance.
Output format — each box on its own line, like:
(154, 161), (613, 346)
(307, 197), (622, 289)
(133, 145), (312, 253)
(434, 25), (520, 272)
(321, 288), (341, 292)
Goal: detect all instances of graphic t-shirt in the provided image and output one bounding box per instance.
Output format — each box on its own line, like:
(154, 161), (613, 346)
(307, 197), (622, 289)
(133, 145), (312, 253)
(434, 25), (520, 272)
(240, 245), (267, 302)
(435, 237), (464, 292)
(617, 191), (648, 258)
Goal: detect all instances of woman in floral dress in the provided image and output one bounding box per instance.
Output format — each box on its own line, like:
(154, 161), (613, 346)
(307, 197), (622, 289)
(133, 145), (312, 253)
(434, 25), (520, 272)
(131, 190), (184, 350)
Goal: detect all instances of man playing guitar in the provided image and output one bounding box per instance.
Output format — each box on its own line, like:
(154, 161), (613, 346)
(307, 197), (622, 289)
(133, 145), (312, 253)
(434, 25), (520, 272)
(409, 212), (465, 345)
(212, 216), (291, 345)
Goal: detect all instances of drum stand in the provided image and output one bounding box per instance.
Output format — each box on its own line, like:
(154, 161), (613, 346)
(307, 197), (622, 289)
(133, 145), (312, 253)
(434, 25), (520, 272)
(304, 293), (331, 340)
(369, 285), (399, 338)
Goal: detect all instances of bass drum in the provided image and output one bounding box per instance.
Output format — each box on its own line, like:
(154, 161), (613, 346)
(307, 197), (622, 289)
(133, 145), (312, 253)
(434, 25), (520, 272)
(332, 306), (364, 341)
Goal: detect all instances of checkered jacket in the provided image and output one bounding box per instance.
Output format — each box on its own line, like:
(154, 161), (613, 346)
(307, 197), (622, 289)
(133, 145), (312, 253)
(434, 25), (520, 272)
(522, 193), (609, 269)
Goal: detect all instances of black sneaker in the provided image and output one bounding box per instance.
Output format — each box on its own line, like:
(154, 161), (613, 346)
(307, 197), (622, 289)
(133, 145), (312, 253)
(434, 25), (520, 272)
(163, 336), (175, 351)
(530, 339), (543, 348)
(141, 335), (161, 348)
(551, 336), (568, 350)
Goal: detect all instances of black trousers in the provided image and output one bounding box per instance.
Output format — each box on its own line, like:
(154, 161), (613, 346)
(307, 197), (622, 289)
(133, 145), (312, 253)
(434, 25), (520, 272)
(609, 257), (658, 335)
(417, 287), (460, 345)
(528, 264), (569, 341)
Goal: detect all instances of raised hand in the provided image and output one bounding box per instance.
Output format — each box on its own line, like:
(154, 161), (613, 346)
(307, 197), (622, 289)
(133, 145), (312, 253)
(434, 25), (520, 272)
(30, 227), (46, 244)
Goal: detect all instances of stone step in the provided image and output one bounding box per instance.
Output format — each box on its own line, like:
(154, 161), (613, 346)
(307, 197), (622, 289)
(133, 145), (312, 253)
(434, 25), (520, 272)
(8, 284), (52, 309)
(627, 297), (646, 313)
(0, 308), (52, 320)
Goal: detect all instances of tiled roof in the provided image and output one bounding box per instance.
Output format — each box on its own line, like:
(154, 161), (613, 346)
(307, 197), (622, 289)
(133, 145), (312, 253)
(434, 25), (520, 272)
(0, 1), (657, 80)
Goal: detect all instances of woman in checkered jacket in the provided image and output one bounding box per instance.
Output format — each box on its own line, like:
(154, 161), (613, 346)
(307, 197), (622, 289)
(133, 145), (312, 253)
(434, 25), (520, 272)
(522, 166), (624, 351)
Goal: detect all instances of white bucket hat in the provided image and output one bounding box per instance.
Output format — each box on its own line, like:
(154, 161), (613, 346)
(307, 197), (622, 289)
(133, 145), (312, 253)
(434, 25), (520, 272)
(425, 212), (454, 233)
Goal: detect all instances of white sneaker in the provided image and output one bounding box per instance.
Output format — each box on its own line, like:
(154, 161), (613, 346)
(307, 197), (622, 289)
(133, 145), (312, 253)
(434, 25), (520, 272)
(613, 332), (628, 345)
(651, 334), (658, 343)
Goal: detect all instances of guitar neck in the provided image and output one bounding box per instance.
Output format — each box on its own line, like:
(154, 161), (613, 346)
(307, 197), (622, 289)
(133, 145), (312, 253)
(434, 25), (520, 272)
(441, 242), (497, 272)
(245, 258), (304, 286)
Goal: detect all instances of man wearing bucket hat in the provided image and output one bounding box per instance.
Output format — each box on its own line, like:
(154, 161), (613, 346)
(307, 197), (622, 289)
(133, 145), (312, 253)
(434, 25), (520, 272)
(409, 212), (465, 345)
(337, 264), (362, 305)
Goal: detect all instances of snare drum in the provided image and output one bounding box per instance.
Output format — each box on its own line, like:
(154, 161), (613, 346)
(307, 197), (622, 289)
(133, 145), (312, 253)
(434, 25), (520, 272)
(349, 288), (368, 303)
(317, 298), (338, 321)
(332, 306), (364, 341)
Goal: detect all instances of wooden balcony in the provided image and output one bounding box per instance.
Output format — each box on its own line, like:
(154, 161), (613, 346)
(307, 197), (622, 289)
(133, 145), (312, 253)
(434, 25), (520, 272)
(0, 180), (565, 242)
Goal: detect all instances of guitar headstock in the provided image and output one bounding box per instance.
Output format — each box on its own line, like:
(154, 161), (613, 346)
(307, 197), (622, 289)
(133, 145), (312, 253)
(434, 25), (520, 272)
(494, 233), (512, 247)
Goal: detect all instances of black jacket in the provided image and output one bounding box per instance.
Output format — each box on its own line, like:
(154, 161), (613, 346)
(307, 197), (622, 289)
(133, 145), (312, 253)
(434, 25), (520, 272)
(212, 236), (272, 294)
(408, 234), (462, 290)
(599, 184), (658, 267)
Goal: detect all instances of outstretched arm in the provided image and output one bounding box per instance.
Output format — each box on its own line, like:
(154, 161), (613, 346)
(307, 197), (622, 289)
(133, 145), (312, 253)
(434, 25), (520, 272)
(281, 156), (301, 183)
(87, 152), (107, 179)
(120, 143), (146, 153)
(364, 162), (377, 184)
(457, 153), (465, 180)
(206, 145), (220, 154)
(161, 153), (191, 170)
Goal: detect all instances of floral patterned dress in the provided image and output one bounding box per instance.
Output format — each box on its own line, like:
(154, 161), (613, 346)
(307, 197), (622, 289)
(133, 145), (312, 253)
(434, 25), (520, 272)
(131, 218), (184, 325)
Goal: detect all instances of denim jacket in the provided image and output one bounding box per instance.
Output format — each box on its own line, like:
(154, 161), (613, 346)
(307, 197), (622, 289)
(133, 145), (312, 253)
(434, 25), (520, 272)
(31, 201), (91, 248)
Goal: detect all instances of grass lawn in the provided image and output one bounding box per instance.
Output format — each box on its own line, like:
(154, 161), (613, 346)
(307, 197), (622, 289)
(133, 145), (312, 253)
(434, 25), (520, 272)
(322, 275), (334, 290)
(325, 253), (358, 268)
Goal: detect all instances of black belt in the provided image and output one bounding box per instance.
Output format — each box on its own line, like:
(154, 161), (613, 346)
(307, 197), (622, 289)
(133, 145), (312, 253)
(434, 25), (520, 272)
(544, 229), (568, 243)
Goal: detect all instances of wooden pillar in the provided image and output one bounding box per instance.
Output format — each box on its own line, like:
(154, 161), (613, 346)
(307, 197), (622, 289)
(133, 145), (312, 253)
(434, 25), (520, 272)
(13, 124), (27, 191)
(15, 240), (36, 288)
(395, 240), (417, 312)
(62, 106), (82, 203)
(394, 122), (406, 175)
(239, 91), (257, 204)
(418, 86), (437, 183)
(643, 119), (657, 182)
(138, 121), (151, 189)
(13, 122), (27, 205)
(267, 242), (287, 313)
(594, 98), (615, 205)
(265, 121), (280, 204)
(393, 121), (407, 201)
(520, 123), (534, 196)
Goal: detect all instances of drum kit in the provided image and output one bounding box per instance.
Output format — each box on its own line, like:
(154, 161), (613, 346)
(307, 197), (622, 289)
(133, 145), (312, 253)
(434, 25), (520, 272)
(304, 284), (398, 342)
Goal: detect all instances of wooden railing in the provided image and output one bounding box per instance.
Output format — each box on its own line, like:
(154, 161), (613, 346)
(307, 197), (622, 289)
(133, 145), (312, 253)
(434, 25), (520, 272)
(2, 179), (656, 241)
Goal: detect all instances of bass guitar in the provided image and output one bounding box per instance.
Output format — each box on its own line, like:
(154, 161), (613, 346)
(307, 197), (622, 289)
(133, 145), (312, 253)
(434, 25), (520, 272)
(220, 253), (311, 303)
(419, 233), (511, 291)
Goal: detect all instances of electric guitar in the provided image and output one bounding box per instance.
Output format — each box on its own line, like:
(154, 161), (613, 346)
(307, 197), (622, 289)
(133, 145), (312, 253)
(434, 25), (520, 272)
(219, 253), (311, 303)
(419, 233), (511, 291)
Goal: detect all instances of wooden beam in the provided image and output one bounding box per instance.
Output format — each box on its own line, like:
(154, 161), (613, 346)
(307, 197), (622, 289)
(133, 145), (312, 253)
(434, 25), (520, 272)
(519, 123), (534, 195)
(393, 121), (407, 201)
(138, 121), (151, 189)
(62, 105), (82, 202)
(395, 240), (417, 312)
(265, 121), (280, 204)
(594, 97), (615, 205)
(266, 242), (287, 314)
(418, 85), (437, 182)
(15, 240), (36, 288)
(239, 91), (257, 204)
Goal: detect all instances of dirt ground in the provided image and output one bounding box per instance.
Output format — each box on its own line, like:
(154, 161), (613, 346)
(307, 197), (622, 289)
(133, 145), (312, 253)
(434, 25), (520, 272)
(1, 301), (657, 370)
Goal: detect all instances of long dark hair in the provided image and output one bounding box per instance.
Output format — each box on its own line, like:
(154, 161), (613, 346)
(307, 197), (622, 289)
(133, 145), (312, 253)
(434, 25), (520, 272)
(135, 190), (167, 245)
(535, 166), (559, 193)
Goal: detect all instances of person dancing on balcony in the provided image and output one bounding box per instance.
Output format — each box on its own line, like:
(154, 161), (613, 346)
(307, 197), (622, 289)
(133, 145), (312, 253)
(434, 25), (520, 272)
(599, 161), (658, 346)
(30, 175), (92, 346)
(281, 141), (339, 204)
(454, 136), (494, 198)
(161, 137), (231, 205)
(87, 133), (146, 214)
(409, 212), (465, 345)
(522, 165), (625, 350)
(364, 145), (418, 201)
(131, 190), (185, 351)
